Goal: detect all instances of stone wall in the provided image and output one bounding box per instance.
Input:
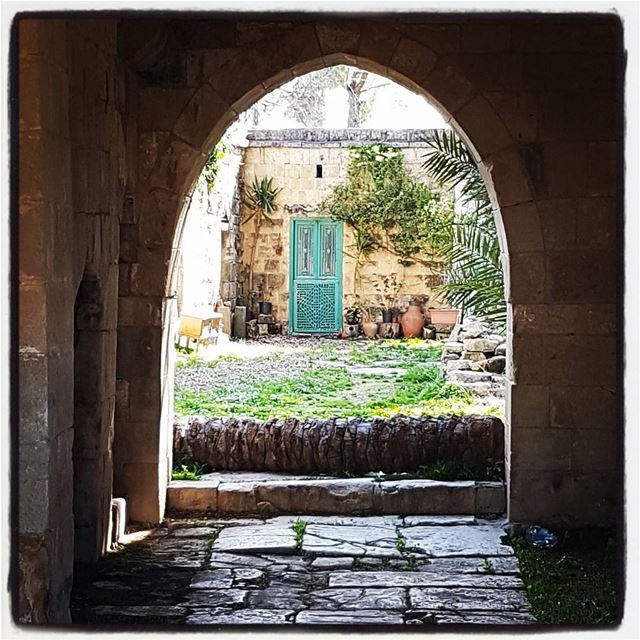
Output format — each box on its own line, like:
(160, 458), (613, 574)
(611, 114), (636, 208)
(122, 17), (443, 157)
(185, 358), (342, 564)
(232, 129), (447, 322)
(19, 19), (133, 622)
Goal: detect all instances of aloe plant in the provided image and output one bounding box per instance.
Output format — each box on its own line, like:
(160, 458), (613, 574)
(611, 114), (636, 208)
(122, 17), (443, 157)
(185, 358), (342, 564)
(242, 176), (282, 291)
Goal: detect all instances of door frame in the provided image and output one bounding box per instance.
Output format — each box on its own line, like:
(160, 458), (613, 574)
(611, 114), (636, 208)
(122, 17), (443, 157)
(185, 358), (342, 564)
(288, 217), (343, 334)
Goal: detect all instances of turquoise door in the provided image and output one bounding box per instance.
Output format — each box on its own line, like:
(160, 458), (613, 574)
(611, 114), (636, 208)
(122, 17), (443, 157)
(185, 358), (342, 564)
(290, 218), (343, 334)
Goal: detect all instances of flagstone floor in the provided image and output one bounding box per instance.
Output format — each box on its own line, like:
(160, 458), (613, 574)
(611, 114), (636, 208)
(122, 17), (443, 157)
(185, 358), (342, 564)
(71, 515), (536, 627)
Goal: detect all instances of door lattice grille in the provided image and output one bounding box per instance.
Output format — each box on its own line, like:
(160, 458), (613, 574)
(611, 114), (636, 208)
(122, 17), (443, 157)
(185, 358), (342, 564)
(294, 282), (337, 332)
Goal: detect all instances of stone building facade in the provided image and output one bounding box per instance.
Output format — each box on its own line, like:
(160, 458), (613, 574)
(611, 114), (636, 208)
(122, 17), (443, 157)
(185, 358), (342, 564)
(16, 15), (622, 624)
(228, 129), (447, 327)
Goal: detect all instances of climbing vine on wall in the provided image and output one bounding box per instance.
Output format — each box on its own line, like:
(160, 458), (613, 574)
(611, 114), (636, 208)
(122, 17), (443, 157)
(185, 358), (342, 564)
(202, 142), (229, 192)
(321, 143), (454, 268)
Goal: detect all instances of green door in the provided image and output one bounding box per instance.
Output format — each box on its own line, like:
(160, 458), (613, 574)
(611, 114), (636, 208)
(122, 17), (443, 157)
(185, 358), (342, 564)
(290, 218), (343, 334)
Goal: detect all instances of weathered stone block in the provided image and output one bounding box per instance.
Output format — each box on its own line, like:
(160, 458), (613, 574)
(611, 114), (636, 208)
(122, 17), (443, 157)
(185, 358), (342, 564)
(546, 250), (616, 304)
(470, 356), (505, 374)
(509, 469), (575, 527)
(455, 95), (512, 156)
(115, 326), (162, 379)
(217, 483), (258, 513)
(475, 482), (506, 515)
(571, 430), (616, 473)
(357, 21), (402, 65)
(463, 338), (501, 352)
(139, 87), (195, 132)
(511, 427), (572, 472)
(500, 202), (543, 253)
(256, 479), (375, 515)
(232, 306), (247, 338)
(507, 383), (549, 428)
(389, 37), (438, 84)
(544, 335), (616, 386)
(167, 480), (219, 512)
(374, 480), (476, 515)
(508, 252), (545, 304)
(549, 386), (616, 429)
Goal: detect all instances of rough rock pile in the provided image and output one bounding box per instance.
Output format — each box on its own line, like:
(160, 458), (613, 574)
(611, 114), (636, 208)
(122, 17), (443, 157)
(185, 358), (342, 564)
(174, 414), (504, 474)
(441, 319), (507, 397)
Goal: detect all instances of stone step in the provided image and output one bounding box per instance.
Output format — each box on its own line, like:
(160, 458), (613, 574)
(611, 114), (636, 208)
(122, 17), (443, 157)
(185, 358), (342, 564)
(167, 477), (505, 516)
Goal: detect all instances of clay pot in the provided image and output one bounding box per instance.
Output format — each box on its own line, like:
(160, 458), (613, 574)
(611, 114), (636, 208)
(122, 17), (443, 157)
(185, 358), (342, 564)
(344, 323), (359, 339)
(400, 302), (424, 338)
(362, 321), (379, 339)
(379, 322), (400, 339)
(382, 309), (393, 323)
(429, 308), (460, 325)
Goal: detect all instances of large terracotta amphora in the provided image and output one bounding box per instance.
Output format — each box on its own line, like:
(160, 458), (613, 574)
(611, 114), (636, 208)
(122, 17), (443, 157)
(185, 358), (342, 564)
(400, 301), (424, 338)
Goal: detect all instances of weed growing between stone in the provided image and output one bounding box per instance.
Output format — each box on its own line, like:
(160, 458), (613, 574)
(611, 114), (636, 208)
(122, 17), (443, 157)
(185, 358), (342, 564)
(292, 519), (308, 552)
(482, 558), (495, 574)
(172, 462), (206, 481)
(507, 528), (617, 624)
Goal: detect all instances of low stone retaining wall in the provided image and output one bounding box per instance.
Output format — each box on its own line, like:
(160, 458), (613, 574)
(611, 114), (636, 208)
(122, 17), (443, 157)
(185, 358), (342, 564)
(442, 319), (507, 397)
(173, 415), (504, 475)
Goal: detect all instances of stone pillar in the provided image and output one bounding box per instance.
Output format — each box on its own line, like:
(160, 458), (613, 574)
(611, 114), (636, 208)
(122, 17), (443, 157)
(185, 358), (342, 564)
(18, 19), (74, 623)
(504, 199), (618, 527)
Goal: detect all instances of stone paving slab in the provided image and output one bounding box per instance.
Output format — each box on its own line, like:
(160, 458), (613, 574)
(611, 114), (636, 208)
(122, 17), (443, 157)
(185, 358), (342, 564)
(208, 552), (273, 568)
(308, 587), (407, 610)
(402, 523), (513, 557)
(89, 605), (187, 623)
(190, 569), (234, 589)
(328, 570), (525, 589)
(270, 515), (403, 527)
(415, 556), (520, 574)
(187, 608), (295, 624)
(403, 515), (476, 526)
(171, 526), (219, 538)
(409, 587), (531, 611)
(183, 589), (248, 608)
(302, 522), (401, 558)
(296, 610), (404, 625)
(212, 524), (297, 554)
(408, 610), (537, 625)
(247, 586), (306, 609)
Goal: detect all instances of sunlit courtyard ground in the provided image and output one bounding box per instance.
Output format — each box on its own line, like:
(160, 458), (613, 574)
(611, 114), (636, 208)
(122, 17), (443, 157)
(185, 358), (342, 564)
(175, 337), (504, 422)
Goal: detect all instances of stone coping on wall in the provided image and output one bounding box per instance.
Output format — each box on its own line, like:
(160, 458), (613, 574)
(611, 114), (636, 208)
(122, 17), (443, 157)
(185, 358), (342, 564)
(245, 128), (444, 148)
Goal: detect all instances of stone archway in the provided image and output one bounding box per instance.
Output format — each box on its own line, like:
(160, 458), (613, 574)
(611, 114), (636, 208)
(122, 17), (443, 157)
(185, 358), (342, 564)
(115, 19), (614, 528)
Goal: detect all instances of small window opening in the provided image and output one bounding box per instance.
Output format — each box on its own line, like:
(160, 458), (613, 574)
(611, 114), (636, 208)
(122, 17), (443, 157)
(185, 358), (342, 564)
(316, 164), (323, 178)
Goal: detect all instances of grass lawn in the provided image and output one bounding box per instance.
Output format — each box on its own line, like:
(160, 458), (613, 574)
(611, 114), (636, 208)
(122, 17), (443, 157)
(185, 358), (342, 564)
(508, 528), (618, 625)
(174, 339), (504, 420)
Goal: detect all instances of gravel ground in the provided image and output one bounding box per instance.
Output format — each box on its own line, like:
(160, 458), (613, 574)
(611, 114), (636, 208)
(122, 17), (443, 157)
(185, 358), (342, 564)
(175, 336), (357, 397)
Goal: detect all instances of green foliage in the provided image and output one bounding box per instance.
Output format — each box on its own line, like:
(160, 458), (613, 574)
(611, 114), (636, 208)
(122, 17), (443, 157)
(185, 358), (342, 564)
(322, 143), (454, 264)
(175, 361), (478, 421)
(374, 459), (503, 482)
(243, 176), (282, 223)
(346, 339), (443, 365)
(174, 339), (504, 421)
(482, 558), (495, 574)
(171, 462), (206, 481)
(508, 529), (617, 624)
(292, 519), (308, 551)
(422, 130), (506, 329)
(202, 143), (228, 192)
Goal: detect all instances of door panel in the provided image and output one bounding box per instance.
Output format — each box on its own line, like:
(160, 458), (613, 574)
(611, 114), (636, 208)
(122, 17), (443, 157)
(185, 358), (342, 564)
(290, 219), (342, 334)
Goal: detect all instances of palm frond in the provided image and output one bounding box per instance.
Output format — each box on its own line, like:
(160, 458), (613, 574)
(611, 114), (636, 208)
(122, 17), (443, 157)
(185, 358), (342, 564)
(422, 130), (488, 208)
